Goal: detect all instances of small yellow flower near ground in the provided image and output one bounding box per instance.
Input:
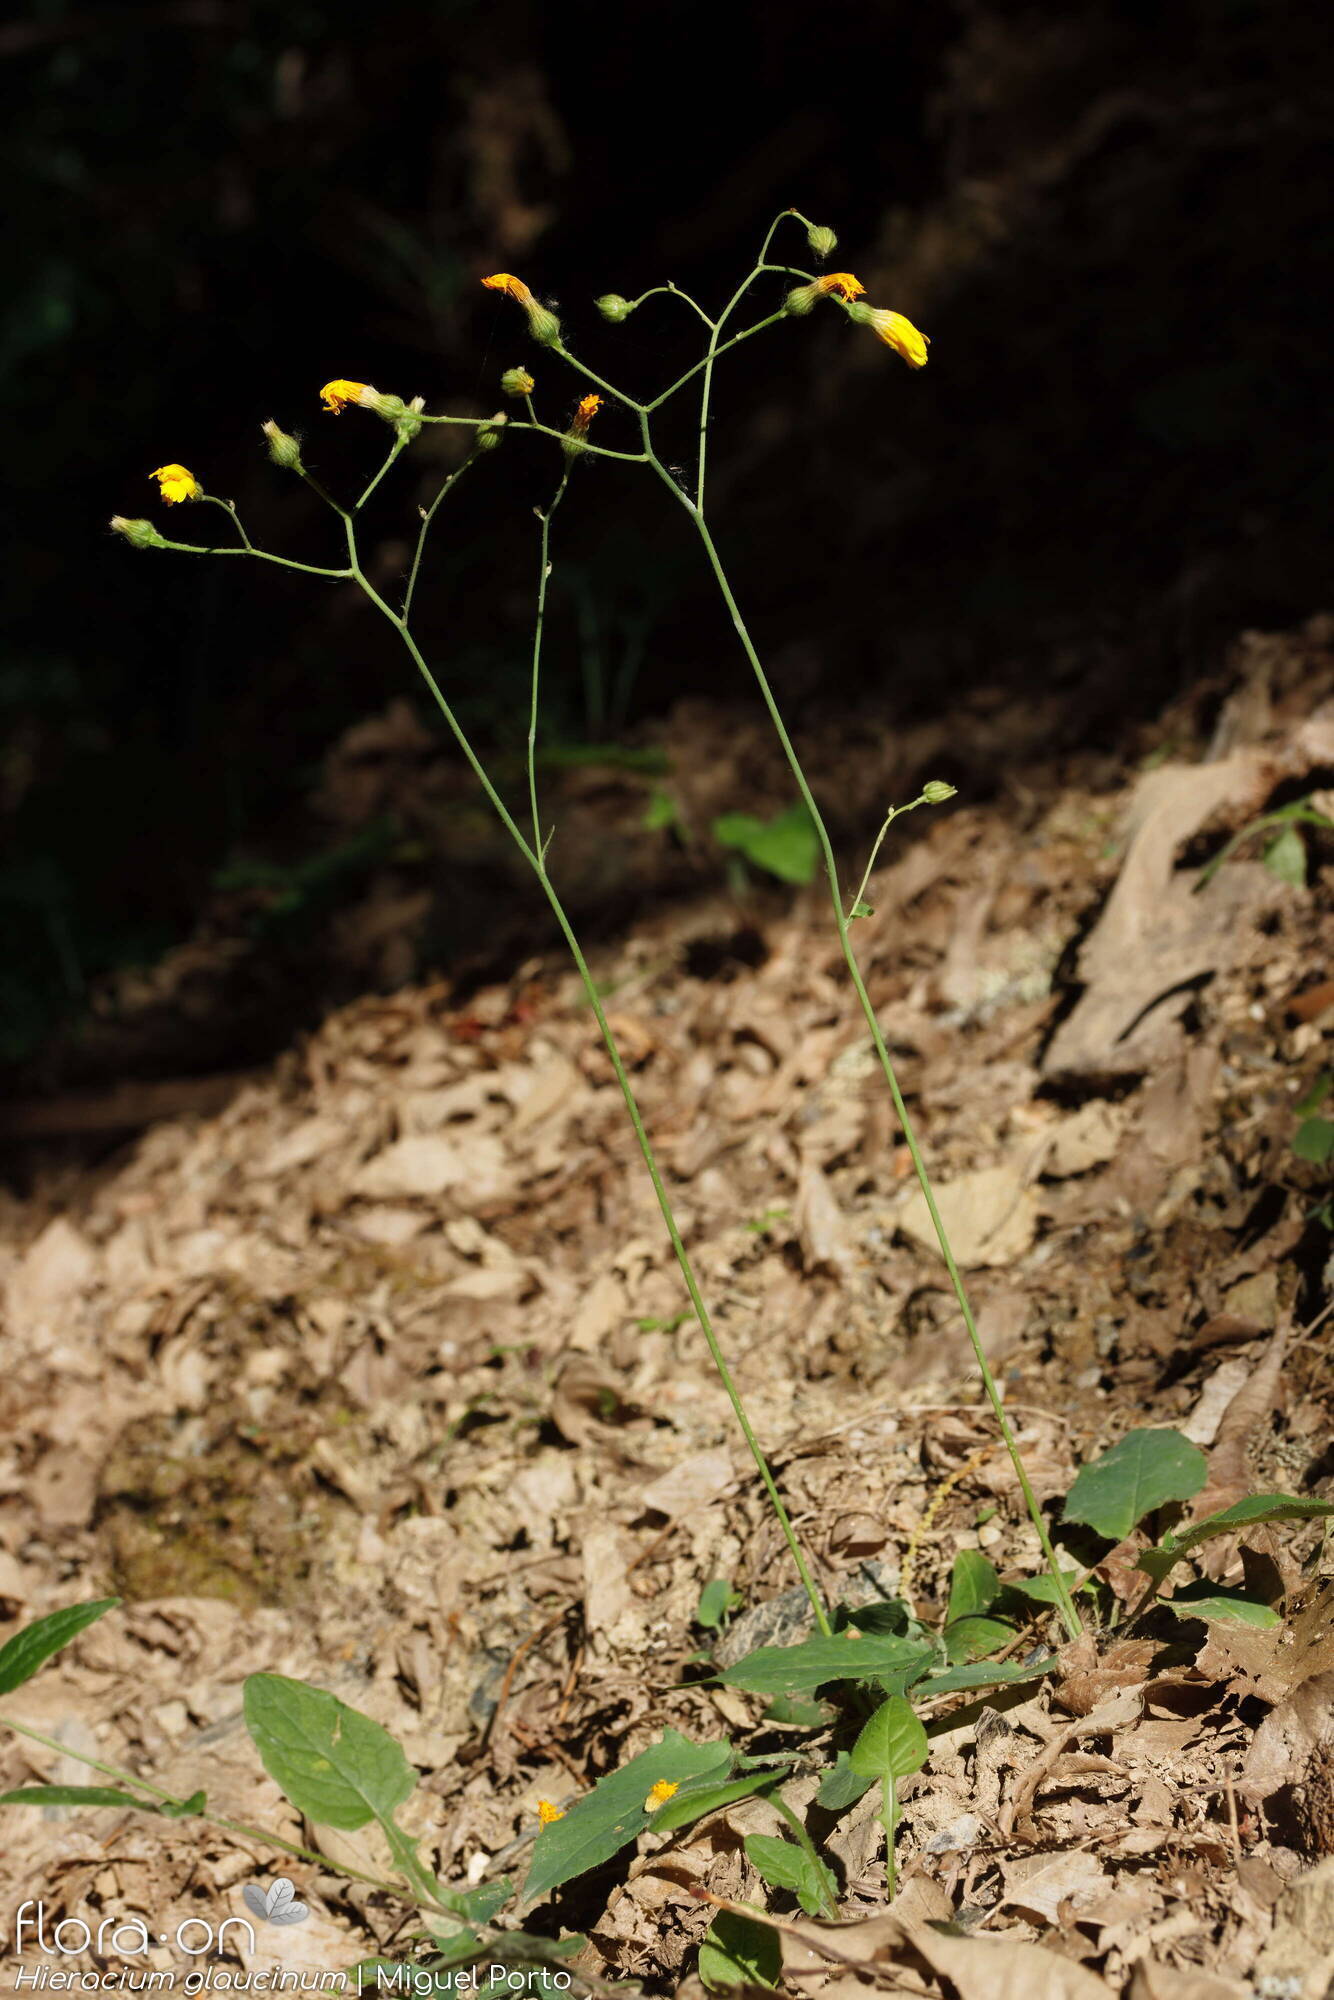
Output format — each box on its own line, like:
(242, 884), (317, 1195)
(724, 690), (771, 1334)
(847, 303), (930, 368)
(646, 1780), (679, 1809)
(816, 272), (865, 300)
(150, 464), (202, 504)
(320, 379), (377, 415)
(537, 1799), (565, 1825)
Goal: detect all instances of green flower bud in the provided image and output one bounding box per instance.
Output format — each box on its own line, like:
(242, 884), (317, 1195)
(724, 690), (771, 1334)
(784, 283), (821, 316)
(475, 415), (506, 452)
(921, 780), (957, 805)
(500, 367), (535, 397)
(596, 293), (633, 324)
(261, 420), (304, 471)
(806, 223), (838, 260)
(110, 516), (166, 550)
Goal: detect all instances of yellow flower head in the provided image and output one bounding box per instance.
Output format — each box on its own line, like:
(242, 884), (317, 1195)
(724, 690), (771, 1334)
(573, 393), (602, 432)
(150, 464), (202, 505)
(482, 272), (561, 347)
(816, 272), (865, 301)
(537, 1799), (565, 1826)
(320, 379), (377, 415)
(847, 303), (930, 368)
(646, 1780), (679, 1809)
(483, 273), (536, 308)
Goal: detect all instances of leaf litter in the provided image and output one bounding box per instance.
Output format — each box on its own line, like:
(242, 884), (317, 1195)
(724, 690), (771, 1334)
(0, 617), (1333, 1991)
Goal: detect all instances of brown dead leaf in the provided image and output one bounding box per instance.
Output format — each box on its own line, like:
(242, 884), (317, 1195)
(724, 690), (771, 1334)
(1043, 753), (1275, 1079)
(795, 1150), (859, 1278)
(1128, 1961), (1249, 2000)
(893, 1159), (1039, 1268)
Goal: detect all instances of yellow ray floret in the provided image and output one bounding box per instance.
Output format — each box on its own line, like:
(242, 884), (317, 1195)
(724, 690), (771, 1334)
(863, 307), (929, 368)
(816, 272), (865, 300)
(482, 273), (537, 308)
(572, 393), (602, 432)
(645, 1780), (679, 1809)
(320, 379), (377, 415)
(150, 464), (202, 504)
(537, 1799), (564, 1825)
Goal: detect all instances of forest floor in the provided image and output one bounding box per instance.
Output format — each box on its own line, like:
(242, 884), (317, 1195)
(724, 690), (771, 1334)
(1, 617), (1333, 1999)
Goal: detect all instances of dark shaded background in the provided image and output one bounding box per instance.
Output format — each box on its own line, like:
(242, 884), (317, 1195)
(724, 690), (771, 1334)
(5, 0), (1332, 1092)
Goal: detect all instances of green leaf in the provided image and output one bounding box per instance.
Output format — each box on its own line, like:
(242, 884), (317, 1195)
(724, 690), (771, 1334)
(522, 1730), (731, 1904)
(850, 1697), (928, 1783)
(946, 1551), (999, 1621)
(444, 1879), (513, 1925)
(0, 1598), (119, 1695)
(720, 1633), (935, 1696)
(712, 804), (818, 886)
(1295, 1073), (1332, 1118)
(1161, 1586), (1280, 1629)
(943, 1616), (1015, 1666)
(643, 786), (681, 833)
(1293, 1118), (1334, 1165)
(913, 1655), (1055, 1697)
(743, 1832), (835, 1917)
(243, 1674), (415, 1831)
(0, 1785), (155, 1812)
(1263, 824), (1307, 887)
(850, 899), (875, 920)
(160, 1790), (207, 1818)
(1062, 1428), (1207, 1540)
(997, 1570), (1086, 1606)
(698, 1910), (781, 1990)
(816, 1752), (876, 1811)
(762, 1695), (836, 1728)
(647, 1770), (781, 1833)
(1137, 1493), (1334, 1582)
(696, 1579), (741, 1630)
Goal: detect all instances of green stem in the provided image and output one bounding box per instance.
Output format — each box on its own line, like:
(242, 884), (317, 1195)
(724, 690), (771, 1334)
(342, 541), (829, 1638)
(669, 490), (1081, 1643)
(528, 468), (571, 852)
(403, 445), (484, 623)
(157, 536), (349, 580)
(355, 434), (411, 513)
(882, 1773), (899, 1900)
(0, 1714), (414, 1903)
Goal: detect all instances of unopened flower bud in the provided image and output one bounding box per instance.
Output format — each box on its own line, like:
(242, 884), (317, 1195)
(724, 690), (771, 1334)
(785, 283), (821, 316)
(261, 420), (304, 471)
(922, 780), (957, 804)
(501, 367), (535, 398)
(110, 516), (166, 550)
(393, 395), (424, 444)
(475, 415), (506, 452)
(596, 294), (633, 324)
(806, 223), (838, 260)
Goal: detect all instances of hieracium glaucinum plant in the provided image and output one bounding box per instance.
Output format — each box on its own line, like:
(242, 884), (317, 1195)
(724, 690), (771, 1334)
(110, 210), (1081, 1642)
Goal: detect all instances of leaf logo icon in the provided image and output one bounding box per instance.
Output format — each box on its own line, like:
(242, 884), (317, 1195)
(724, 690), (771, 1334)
(242, 1877), (310, 1925)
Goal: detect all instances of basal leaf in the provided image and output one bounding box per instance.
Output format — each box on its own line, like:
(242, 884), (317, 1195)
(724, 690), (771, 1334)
(1162, 1586), (1280, 1629)
(943, 1616), (1014, 1665)
(1263, 824), (1307, 887)
(946, 1551), (999, 1621)
(1138, 1493), (1334, 1583)
(522, 1730), (730, 1904)
(849, 1696), (928, 1782)
(912, 1655), (1054, 1698)
(243, 1674), (416, 1831)
(696, 1579), (741, 1629)
(698, 1910), (781, 1991)
(1293, 1117), (1334, 1165)
(997, 1570), (1086, 1606)
(0, 1599), (119, 1695)
(720, 1632), (934, 1696)
(1062, 1428), (1207, 1540)
(816, 1751), (876, 1812)
(743, 1832), (836, 1917)
(647, 1770), (780, 1833)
